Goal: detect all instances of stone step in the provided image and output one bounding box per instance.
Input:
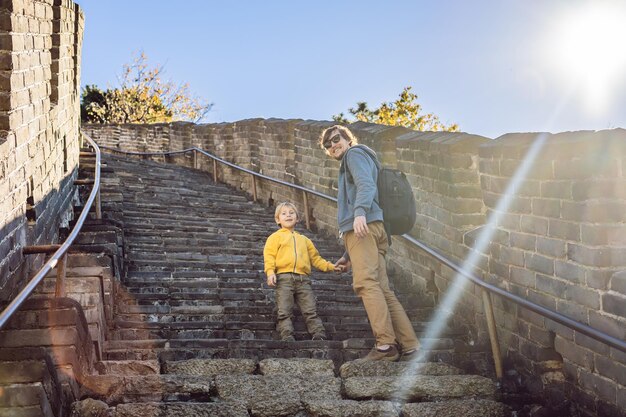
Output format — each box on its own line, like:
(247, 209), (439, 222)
(94, 360), (160, 376)
(0, 383), (56, 416)
(126, 270), (260, 279)
(80, 374), (212, 404)
(113, 402), (249, 417)
(102, 338), (458, 363)
(343, 374), (497, 402)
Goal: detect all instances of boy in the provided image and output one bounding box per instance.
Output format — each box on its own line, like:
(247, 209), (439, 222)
(263, 202), (340, 341)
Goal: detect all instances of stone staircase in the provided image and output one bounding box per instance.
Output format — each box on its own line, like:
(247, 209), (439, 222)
(1, 152), (511, 416)
(100, 155), (470, 364)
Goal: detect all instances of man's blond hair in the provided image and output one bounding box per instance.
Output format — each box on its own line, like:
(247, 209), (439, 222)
(274, 202), (299, 225)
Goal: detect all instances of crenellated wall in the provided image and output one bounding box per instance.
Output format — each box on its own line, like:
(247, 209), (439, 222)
(84, 120), (626, 416)
(0, 0), (84, 302)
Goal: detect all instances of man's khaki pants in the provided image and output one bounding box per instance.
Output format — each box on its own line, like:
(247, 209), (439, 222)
(275, 273), (325, 338)
(344, 221), (419, 351)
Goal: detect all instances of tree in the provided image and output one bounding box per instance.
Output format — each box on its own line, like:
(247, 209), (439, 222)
(81, 52), (213, 124)
(333, 86), (459, 132)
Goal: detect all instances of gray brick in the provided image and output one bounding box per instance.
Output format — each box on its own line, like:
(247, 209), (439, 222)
(595, 355), (626, 386)
(520, 215), (548, 235)
(508, 196), (532, 214)
(548, 219), (580, 242)
(586, 269), (614, 290)
(526, 289), (556, 310)
(555, 336), (593, 369)
(554, 160), (603, 180)
(536, 236), (566, 258)
(602, 292), (626, 318)
(556, 299), (588, 323)
(525, 253), (554, 275)
(566, 286), (600, 310)
(572, 179), (626, 200)
(528, 323), (555, 347)
(610, 270), (626, 294)
(589, 311), (626, 340)
(555, 260), (585, 284)
(499, 246), (525, 267)
(510, 266), (536, 287)
(488, 259), (510, 280)
(536, 274), (568, 298)
(580, 224), (611, 246)
(540, 180), (572, 199)
(563, 200), (626, 223)
(518, 307), (545, 327)
(567, 244), (611, 267)
(573, 333), (609, 355)
(532, 198), (561, 218)
(496, 212), (521, 231)
(479, 159), (499, 174)
(509, 232), (536, 250)
(578, 368), (617, 404)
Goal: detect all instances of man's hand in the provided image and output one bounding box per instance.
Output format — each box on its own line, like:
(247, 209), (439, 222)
(353, 215), (369, 238)
(334, 257), (352, 273)
(267, 274), (277, 287)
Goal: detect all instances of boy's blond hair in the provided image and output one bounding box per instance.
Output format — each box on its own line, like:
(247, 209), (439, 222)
(274, 202), (299, 225)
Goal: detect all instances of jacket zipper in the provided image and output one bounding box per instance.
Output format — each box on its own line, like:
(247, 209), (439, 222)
(292, 232), (297, 273)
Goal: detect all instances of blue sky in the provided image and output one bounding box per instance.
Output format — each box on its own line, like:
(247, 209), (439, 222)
(76, 0), (626, 139)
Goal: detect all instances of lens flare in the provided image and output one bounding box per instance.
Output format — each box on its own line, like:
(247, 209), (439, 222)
(393, 133), (550, 402)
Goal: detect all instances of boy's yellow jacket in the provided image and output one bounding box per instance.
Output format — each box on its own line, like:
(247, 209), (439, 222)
(263, 228), (335, 276)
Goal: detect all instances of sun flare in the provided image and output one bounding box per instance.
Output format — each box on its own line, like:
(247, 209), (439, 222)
(545, 2), (626, 113)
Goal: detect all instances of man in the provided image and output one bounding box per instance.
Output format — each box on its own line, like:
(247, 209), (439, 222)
(320, 125), (420, 361)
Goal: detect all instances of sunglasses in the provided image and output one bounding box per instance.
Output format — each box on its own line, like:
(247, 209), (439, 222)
(323, 134), (342, 149)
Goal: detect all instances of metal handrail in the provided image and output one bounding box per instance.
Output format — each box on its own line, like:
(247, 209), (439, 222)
(99, 146), (336, 202)
(98, 145), (626, 356)
(0, 132), (102, 330)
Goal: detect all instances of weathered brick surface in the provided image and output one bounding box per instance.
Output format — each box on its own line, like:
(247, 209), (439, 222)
(83, 122), (626, 416)
(0, 0), (83, 304)
(480, 130), (626, 417)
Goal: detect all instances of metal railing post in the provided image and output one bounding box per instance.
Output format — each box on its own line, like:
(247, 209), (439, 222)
(251, 174), (257, 202)
(193, 149), (198, 169)
(482, 288), (503, 379)
(213, 159), (218, 183)
(303, 191), (310, 230)
(95, 189), (102, 220)
(55, 254), (67, 297)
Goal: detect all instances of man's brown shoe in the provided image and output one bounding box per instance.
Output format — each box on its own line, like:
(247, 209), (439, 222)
(362, 345), (400, 362)
(398, 348), (419, 362)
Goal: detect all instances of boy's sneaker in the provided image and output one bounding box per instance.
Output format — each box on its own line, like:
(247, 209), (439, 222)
(311, 333), (326, 341)
(398, 348), (419, 362)
(282, 335), (296, 342)
(362, 345), (399, 362)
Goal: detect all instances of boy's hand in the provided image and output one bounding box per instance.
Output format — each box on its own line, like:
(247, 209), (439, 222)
(267, 274), (277, 287)
(334, 257), (351, 273)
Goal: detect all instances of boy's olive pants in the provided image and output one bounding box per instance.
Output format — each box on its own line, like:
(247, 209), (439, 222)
(344, 221), (420, 352)
(275, 273), (325, 338)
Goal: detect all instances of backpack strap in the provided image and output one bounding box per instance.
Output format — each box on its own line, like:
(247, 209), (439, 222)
(341, 145), (381, 204)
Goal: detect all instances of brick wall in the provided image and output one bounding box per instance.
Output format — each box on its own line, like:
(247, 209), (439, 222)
(83, 121), (626, 416)
(0, 0), (83, 302)
(479, 131), (626, 416)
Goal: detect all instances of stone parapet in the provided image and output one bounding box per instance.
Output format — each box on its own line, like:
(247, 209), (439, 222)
(82, 120), (626, 416)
